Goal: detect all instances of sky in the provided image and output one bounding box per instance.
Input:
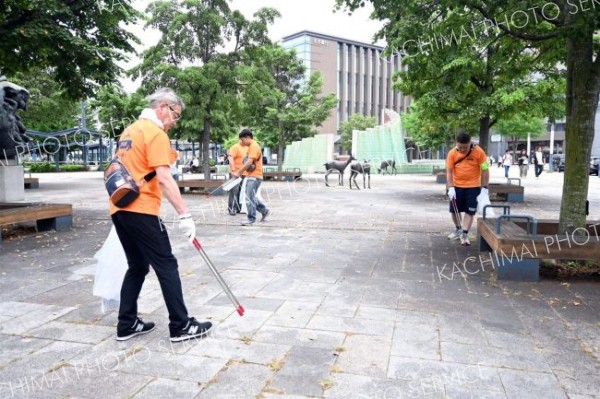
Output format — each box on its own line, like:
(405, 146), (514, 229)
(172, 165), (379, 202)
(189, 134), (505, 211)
(121, 0), (384, 91)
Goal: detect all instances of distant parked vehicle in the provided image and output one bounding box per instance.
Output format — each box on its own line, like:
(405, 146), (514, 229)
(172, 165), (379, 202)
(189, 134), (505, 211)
(556, 154), (599, 175)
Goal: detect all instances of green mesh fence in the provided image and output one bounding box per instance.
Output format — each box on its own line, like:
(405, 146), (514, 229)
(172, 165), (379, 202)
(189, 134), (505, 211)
(283, 133), (333, 173)
(282, 116), (443, 174)
(352, 118), (407, 168)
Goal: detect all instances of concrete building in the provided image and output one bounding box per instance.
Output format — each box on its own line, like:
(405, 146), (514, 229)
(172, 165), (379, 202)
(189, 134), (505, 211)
(281, 31), (410, 135)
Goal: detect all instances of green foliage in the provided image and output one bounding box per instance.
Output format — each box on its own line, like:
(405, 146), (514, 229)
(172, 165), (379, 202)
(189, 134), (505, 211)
(0, 0), (141, 99)
(133, 0), (278, 177)
(10, 69), (80, 132)
(27, 163), (55, 173)
(238, 45), (337, 169)
(90, 84), (146, 138)
(402, 101), (456, 149)
(25, 162), (86, 173)
(495, 114), (546, 140)
(339, 114), (377, 151)
(336, 0), (565, 154)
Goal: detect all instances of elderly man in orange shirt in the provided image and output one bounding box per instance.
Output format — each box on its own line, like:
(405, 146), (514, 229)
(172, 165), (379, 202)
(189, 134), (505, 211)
(109, 88), (212, 342)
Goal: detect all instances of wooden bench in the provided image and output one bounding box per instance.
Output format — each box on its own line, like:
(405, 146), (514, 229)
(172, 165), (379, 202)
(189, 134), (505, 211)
(177, 178), (227, 195)
(0, 203), (73, 241)
(477, 205), (600, 281)
(489, 178), (524, 202)
(432, 167), (446, 175)
(263, 168), (302, 182)
(24, 177), (39, 189)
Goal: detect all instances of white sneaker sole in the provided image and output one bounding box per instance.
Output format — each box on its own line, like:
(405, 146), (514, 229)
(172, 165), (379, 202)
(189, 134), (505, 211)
(169, 325), (213, 342)
(115, 325), (156, 341)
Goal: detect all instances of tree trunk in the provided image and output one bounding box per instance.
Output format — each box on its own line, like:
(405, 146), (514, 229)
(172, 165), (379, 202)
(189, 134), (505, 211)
(560, 27), (600, 232)
(202, 118), (211, 180)
(478, 116), (491, 154)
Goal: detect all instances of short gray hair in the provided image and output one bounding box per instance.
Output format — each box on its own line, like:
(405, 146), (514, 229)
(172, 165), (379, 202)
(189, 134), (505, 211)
(146, 88), (185, 111)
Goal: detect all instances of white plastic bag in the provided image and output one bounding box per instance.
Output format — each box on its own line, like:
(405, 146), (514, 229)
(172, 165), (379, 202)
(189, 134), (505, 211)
(477, 190), (495, 217)
(93, 225), (128, 313)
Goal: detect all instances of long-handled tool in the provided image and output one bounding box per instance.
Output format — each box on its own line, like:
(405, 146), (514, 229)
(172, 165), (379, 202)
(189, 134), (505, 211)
(210, 177), (242, 195)
(192, 237), (245, 316)
(451, 197), (463, 228)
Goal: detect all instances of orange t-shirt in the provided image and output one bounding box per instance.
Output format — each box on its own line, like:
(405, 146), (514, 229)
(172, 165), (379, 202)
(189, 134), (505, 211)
(228, 142), (245, 174)
(446, 145), (488, 188)
(243, 140), (263, 178)
(109, 119), (177, 216)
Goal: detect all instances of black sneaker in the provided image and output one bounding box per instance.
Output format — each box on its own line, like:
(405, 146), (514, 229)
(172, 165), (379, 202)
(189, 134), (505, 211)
(260, 209), (271, 221)
(170, 318), (213, 342)
(116, 317), (155, 341)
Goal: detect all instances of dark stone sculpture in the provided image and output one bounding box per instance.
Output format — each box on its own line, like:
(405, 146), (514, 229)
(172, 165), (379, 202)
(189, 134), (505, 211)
(0, 76), (30, 159)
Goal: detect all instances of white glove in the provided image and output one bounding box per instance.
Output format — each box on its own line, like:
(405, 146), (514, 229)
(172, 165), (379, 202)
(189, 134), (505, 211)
(179, 214), (196, 242)
(480, 187), (489, 197)
(447, 187), (456, 201)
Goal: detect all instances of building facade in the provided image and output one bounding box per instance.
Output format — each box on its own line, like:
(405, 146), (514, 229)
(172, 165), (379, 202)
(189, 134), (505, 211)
(281, 31), (410, 135)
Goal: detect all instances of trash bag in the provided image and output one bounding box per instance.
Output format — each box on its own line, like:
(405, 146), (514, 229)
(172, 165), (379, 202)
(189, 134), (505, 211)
(477, 190), (495, 217)
(93, 225), (128, 313)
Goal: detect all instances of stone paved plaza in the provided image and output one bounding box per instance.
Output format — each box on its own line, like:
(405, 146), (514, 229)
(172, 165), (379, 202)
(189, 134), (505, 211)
(1, 166), (599, 399)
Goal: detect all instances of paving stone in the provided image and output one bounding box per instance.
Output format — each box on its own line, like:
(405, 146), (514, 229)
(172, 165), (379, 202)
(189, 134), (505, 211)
(0, 304), (76, 335)
(270, 346), (334, 397)
(196, 362), (272, 398)
(116, 351), (228, 383)
(0, 341), (92, 385)
(387, 358), (505, 396)
(187, 338), (290, 365)
(253, 325), (345, 349)
(0, 335), (53, 366)
(322, 372), (417, 399)
(266, 300), (321, 328)
(131, 377), (202, 399)
(0, 301), (51, 317)
(553, 370), (600, 397)
(214, 309), (273, 339)
(438, 313), (487, 345)
(306, 315), (394, 337)
(336, 334), (391, 377)
(26, 321), (115, 344)
(391, 322), (440, 360)
(483, 330), (537, 350)
(497, 369), (567, 399)
(440, 341), (551, 372)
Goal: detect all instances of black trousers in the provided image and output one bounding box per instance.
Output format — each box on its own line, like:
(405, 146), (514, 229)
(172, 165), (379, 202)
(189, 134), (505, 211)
(112, 211), (188, 331)
(535, 164), (543, 177)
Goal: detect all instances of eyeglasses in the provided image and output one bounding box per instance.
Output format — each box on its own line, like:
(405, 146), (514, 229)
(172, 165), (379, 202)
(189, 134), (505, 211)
(165, 104), (181, 121)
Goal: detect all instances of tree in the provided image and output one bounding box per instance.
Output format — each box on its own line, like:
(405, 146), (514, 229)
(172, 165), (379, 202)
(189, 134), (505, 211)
(133, 0), (278, 178)
(494, 113), (547, 156)
(11, 69), (80, 132)
(0, 0), (140, 99)
(238, 45), (337, 170)
(339, 114), (377, 151)
(90, 84), (146, 138)
(401, 100), (458, 151)
(338, 0), (596, 231)
(336, 1), (563, 156)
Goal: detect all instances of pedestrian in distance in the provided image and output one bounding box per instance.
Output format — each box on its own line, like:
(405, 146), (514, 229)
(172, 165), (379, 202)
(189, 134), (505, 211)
(534, 146), (545, 178)
(502, 149), (513, 178)
(109, 88), (212, 343)
(446, 132), (490, 246)
(231, 129), (271, 226)
(518, 149), (529, 178)
(227, 137), (245, 215)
